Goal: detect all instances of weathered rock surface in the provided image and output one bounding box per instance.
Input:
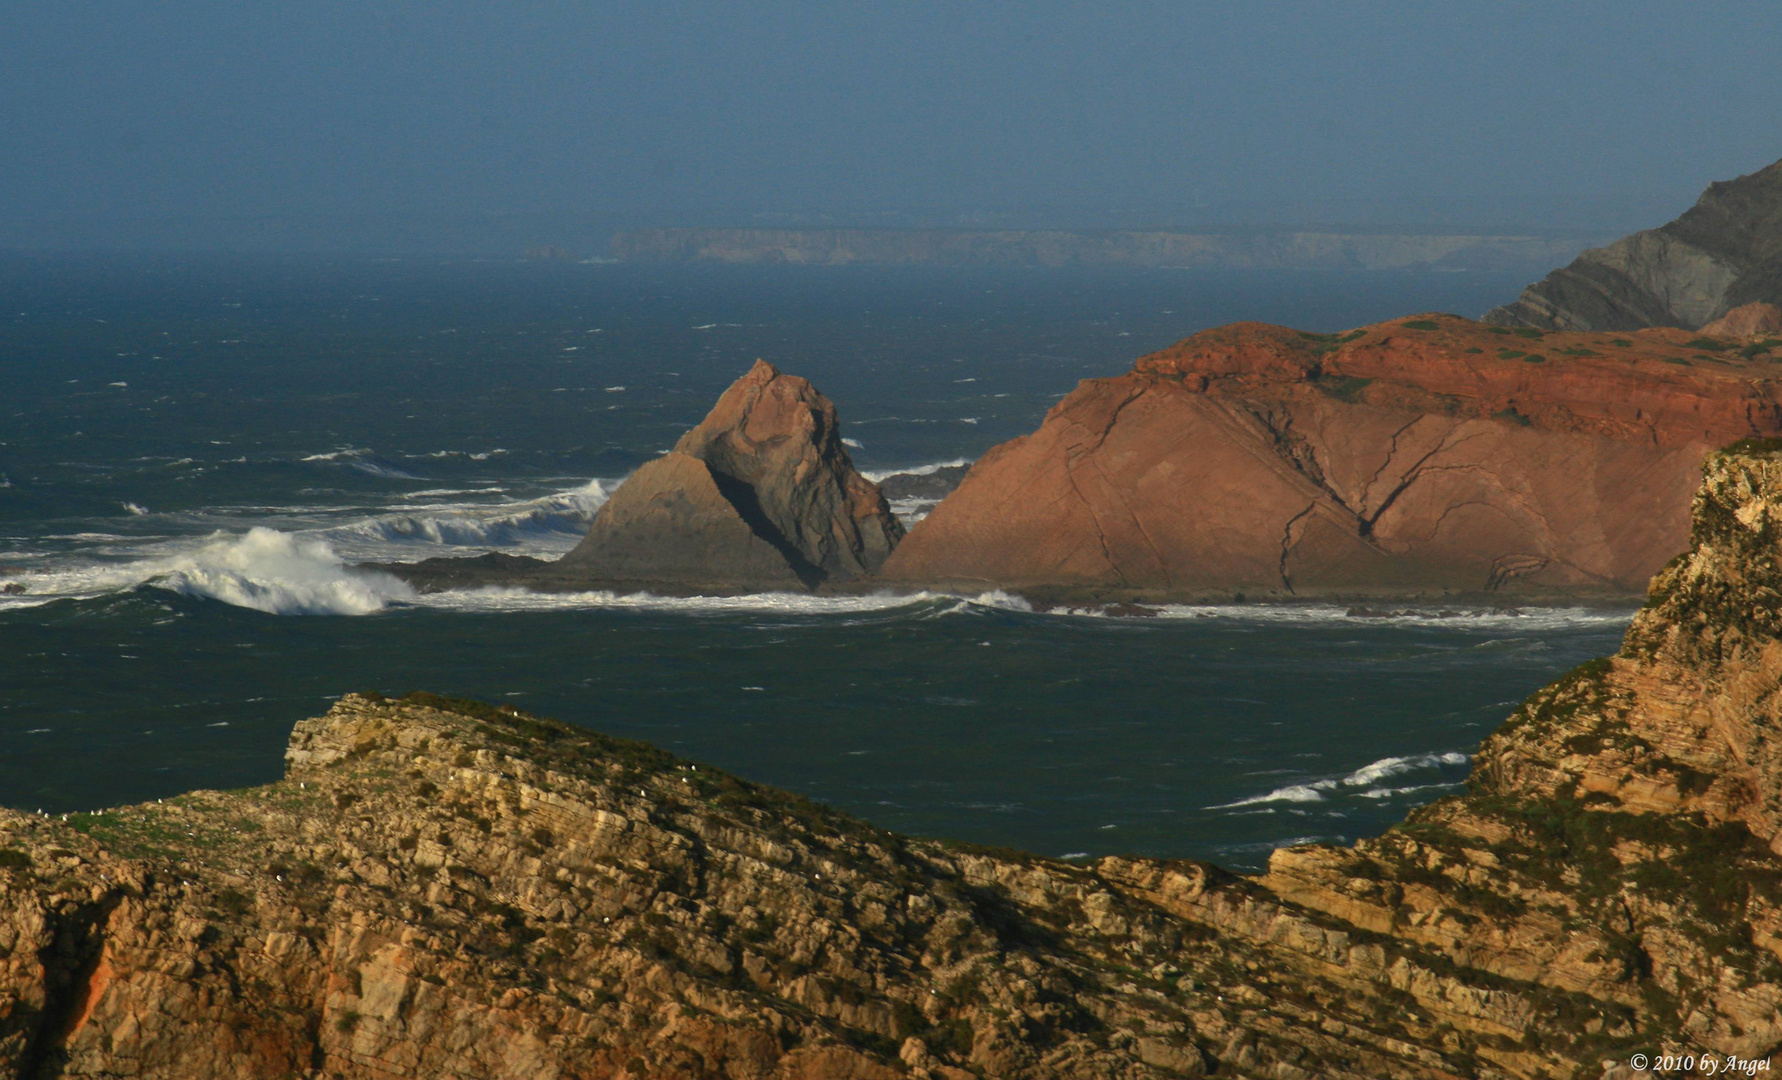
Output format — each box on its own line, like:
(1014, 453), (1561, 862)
(1701, 302), (1782, 341)
(880, 314), (1782, 600)
(554, 360), (903, 590)
(383, 361), (903, 594)
(1486, 157), (1782, 331)
(14, 448), (1782, 1076)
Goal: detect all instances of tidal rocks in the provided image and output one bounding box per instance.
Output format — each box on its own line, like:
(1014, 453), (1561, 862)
(879, 313), (1782, 599)
(15, 449), (1782, 1075)
(549, 360), (902, 591)
(1486, 156), (1782, 331)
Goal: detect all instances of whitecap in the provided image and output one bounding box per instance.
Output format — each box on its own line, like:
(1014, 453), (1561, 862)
(861, 458), (973, 483)
(122, 502), (150, 516)
(155, 528), (414, 615)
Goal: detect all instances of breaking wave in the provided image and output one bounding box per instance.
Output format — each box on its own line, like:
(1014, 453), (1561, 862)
(326, 479), (613, 556)
(156, 528), (415, 615)
(1210, 751), (1470, 809)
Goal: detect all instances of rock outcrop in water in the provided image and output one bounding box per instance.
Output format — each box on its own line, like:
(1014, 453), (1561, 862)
(382, 361), (903, 594)
(15, 448), (1782, 1076)
(879, 313), (1782, 600)
(1485, 156), (1782, 331)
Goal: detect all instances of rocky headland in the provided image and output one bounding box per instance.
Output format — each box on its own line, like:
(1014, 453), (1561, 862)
(13, 446), (1782, 1077)
(1486, 156), (1782, 332)
(879, 313), (1782, 602)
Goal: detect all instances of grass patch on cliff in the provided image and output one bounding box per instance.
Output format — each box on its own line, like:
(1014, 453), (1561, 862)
(1313, 374), (1373, 403)
(1400, 319), (1441, 331)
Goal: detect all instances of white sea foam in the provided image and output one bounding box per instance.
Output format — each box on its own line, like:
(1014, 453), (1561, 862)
(156, 528), (414, 615)
(409, 587), (956, 616)
(861, 458), (973, 483)
(1210, 750), (1471, 809)
(122, 502), (149, 516)
(299, 446), (420, 480)
(325, 478), (614, 558)
(1127, 604), (1633, 631)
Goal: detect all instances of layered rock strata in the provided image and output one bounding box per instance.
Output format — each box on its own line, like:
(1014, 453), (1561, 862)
(15, 451), (1782, 1076)
(880, 314), (1782, 600)
(1486, 157), (1782, 331)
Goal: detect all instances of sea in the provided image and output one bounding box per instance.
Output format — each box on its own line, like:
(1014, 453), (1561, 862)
(0, 255), (1631, 871)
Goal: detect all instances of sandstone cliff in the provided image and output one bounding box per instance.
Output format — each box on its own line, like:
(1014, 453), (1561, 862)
(1486, 157), (1782, 331)
(14, 449), (1782, 1076)
(614, 227), (1594, 272)
(879, 314), (1782, 600)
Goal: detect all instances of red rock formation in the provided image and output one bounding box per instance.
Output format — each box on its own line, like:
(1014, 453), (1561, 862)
(554, 360), (902, 590)
(880, 314), (1782, 598)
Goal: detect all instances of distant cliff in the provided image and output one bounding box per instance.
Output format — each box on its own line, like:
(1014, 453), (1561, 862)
(1487, 156), (1782, 331)
(614, 227), (1596, 272)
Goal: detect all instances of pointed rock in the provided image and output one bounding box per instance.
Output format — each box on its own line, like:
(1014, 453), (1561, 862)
(553, 360), (902, 590)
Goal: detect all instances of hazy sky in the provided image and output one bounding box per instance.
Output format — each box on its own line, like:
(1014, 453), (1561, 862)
(4, 1), (1781, 246)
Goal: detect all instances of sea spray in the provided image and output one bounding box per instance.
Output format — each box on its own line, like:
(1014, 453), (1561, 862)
(156, 528), (414, 615)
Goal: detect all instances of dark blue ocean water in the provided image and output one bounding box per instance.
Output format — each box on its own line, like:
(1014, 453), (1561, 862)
(0, 256), (1629, 870)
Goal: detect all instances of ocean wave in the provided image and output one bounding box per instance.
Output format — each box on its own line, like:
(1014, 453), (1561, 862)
(1210, 750), (1470, 809)
(409, 587), (978, 616)
(861, 458), (973, 483)
(154, 528), (415, 615)
(299, 446), (421, 481)
(325, 479), (614, 556)
(1125, 603), (1634, 631)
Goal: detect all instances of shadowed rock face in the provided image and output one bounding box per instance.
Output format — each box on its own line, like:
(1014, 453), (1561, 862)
(13, 449), (1782, 1077)
(1486, 157), (1782, 331)
(879, 314), (1782, 600)
(553, 360), (903, 590)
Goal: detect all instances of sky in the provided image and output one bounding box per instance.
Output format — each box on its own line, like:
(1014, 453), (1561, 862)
(3, 1), (1781, 250)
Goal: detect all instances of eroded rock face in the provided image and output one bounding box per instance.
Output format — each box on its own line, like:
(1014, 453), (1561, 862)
(1486, 157), (1782, 331)
(880, 314), (1782, 599)
(15, 453), (1782, 1075)
(553, 360), (903, 590)
(1701, 301), (1782, 340)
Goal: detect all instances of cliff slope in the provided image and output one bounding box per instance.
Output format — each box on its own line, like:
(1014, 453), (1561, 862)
(1486, 157), (1782, 331)
(14, 452), (1782, 1076)
(880, 314), (1782, 600)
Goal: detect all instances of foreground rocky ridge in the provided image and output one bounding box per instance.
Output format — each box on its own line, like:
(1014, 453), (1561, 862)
(12, 447), (1782, 1076)
(881, 313), (1782, 600)
(1486, 157), (1782, 331)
